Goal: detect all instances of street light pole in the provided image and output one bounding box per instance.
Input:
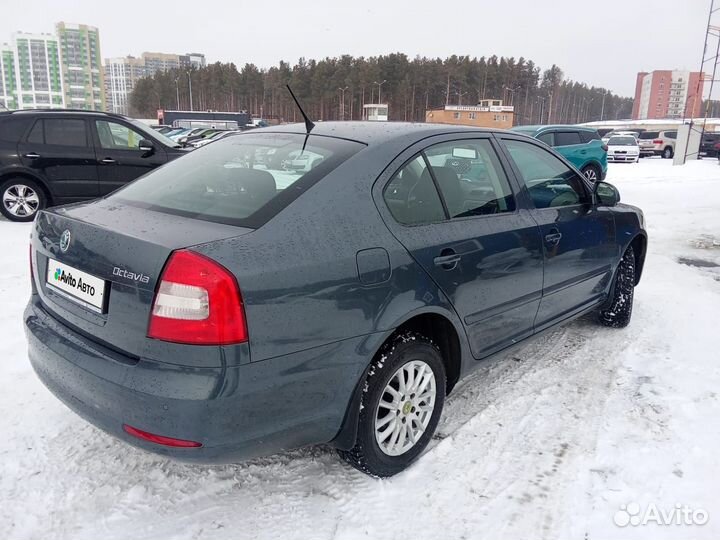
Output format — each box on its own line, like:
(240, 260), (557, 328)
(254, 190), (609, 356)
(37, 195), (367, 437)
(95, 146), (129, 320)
(600, 90), (608, 121)
(373, 80), (387, 104)
(338, 86), (349, 120)
(187, 72), (193, 112)
(175, 78), (180, 110)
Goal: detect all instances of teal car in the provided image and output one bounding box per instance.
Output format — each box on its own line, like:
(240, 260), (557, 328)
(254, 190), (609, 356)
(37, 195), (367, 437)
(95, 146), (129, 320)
(510, 125), (608, 182)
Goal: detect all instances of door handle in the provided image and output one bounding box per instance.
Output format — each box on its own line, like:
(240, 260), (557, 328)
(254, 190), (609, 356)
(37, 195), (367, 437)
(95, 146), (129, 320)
(101, 157), (116, 164)
(433, 250), (461, 269)
(544, 231), (563, 245)
(24, 152), (40, 159)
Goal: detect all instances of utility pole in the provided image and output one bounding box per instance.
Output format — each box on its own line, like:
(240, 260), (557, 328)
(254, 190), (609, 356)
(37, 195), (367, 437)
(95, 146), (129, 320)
(187, 72), (194, 111)
(175, 78), (180, 110)
(600, 90), (608, 121)
(338, 86), (348, 120)
(373, 80), (387, 105)
(456, 89), (468, 106)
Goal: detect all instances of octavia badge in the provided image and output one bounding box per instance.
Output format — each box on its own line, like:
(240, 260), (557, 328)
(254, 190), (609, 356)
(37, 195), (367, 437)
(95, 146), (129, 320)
(59, 230), (71, 252)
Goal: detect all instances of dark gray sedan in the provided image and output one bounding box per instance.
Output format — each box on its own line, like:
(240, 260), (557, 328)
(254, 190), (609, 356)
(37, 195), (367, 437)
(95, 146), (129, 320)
(25, 122), (647, 477)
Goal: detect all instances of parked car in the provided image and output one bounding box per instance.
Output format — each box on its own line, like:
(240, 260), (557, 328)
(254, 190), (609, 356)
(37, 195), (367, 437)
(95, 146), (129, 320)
(511, 125), (608, 182)
(25, 122), (646, 477)
(0, 109), (190, 222)
(699, 132), (720, 158)
(601, 130), (642, 145)
(189, 130), (240, 148)
(607, 135), (640, 163)
(283, 149), (326, 172)
(637, 130), (676, 158)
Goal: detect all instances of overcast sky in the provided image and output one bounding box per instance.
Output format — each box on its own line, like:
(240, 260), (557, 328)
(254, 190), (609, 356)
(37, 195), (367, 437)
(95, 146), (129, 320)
(0, 0), (709, 97)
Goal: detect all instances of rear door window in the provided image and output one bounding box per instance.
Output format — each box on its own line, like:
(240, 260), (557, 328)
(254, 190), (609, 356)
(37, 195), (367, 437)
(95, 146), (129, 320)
(424, 140), (515, 217)
(111, 133), (364, 227)
(554, 131), (583, 146)
(384, 155), (446, 225)
(44, 119), (87, 147)
(639, 131), (660, 139)
(579, 130), (600, 143)
(665, 131), (677, 140)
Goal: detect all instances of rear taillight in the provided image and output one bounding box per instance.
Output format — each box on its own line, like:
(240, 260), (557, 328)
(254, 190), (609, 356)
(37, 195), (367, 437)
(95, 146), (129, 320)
(602, 144), (608, 151)
(653, 139), (663, 144)
(148, 250), (247, 345)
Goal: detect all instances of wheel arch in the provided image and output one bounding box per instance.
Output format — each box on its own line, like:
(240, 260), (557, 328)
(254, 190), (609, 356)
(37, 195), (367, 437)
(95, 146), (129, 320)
(629, 232), (647, 285)
(329, 308), (465, 451)
(0, 170), (53, 205)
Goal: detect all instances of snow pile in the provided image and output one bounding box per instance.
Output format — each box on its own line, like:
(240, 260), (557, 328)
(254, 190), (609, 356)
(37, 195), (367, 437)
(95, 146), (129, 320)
(0, 158), (719, 540)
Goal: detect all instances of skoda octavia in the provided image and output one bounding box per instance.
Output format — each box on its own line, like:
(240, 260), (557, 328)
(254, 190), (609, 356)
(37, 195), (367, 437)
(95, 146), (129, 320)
(25, 122), (647, 477)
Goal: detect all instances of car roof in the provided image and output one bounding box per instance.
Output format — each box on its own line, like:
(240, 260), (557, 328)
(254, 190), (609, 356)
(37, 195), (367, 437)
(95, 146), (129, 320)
(512, 124), (597, 134)
(258, 121), (508, 147)
(3, 108), (132, 120)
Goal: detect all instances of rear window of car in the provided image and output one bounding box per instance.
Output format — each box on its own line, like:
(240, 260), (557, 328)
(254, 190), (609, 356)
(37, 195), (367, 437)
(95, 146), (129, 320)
(0, 115), (32, 142)
(111, 132), (365, 228)
(608, 136), (637, 146)
(639, 131), (660, 139)
(554, 131), (582, 146)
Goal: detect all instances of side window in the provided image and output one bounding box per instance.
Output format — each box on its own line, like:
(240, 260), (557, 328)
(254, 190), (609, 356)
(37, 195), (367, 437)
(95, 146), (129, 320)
(26, 120), (44, 144)
(96, 120), (145, 150)
(424, 139), (516, 217)
(503, 139), (588, 209)
(0, 117), (31, 142)
(554, 131), (583, 146)
(44, 119), (87, 147)
(665, 131), (677, 140)
(537, 132), (554, 146)
(383, 155), (445, 226)
(579, 130), (600, 143)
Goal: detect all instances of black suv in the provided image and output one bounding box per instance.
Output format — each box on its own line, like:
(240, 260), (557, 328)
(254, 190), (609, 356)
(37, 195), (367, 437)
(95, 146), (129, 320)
(0, 109), (189, 222)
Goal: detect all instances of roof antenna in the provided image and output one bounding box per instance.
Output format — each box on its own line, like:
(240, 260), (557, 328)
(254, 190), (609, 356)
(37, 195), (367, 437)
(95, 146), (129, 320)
(286, 85), (314, 133)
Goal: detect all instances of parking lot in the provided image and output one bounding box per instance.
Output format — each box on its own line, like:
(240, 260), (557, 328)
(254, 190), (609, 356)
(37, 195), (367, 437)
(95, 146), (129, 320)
(1, 158), (718, 540)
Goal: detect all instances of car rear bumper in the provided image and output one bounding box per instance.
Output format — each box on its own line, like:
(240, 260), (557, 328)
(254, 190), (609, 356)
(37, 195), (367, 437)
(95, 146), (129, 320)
(24, 298), (369, 463)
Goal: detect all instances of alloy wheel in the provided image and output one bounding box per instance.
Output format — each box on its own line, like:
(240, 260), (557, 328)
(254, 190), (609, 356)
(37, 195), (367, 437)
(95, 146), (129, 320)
(583, 168), (598, 182)
(374, 360), (437, 456)
(3, 184), (40, 218)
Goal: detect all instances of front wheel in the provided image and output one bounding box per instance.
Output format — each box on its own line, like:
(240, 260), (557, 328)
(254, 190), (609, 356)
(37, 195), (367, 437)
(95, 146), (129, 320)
(0, 178), (47, 222)
(599, 246), (635, 328)
(581, 164), (600, 183)
(337, 331), (446, 477)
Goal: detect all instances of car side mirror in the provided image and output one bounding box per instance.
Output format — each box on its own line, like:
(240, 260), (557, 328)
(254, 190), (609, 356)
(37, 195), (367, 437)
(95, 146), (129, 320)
(138, 139), (154, 154)
(594, 181), (620, 206)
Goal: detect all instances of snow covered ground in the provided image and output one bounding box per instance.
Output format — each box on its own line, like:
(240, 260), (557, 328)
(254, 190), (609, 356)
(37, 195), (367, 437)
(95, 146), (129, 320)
(1, 158), (719, 540)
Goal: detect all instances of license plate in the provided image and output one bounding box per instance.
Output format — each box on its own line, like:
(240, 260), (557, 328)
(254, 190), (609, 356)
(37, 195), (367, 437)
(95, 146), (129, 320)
(46, 258), (108, 312)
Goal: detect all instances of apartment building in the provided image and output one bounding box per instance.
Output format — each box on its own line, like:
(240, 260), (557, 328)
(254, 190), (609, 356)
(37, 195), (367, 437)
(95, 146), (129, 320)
(56, 22), (105, 110)
(0, 33), (64, 110)
(632, 70), (704, 120)
(104, 52), (206, 114)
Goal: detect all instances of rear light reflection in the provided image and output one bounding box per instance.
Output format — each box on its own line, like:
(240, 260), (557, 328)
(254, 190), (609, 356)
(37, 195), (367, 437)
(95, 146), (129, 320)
(122, 424), (202, 448)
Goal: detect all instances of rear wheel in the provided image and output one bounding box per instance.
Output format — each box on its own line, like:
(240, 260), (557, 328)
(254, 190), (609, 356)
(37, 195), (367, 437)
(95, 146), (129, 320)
(581, 164), (600, 183)
(599, 246), (635, 328)
(337, 331), (446, 477)
(662, 146), (674, 159)
(0, 178), (46, 222)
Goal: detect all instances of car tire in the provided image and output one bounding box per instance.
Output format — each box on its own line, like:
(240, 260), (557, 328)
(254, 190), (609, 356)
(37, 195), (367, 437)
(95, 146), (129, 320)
(599, 246), (635, 328)
(662, 147), (674, 159)
(581, 164), (601, 183)
(337, 331), (446, 477)
(0, 178), (47, 222)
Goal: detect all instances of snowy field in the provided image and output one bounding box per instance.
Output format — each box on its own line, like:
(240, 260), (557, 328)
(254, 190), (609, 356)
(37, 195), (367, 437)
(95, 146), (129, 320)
(1, 158), (719, 540)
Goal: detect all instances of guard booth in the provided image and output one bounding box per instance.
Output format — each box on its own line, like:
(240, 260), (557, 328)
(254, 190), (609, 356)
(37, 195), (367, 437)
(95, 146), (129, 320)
(363, 104), (389, 121)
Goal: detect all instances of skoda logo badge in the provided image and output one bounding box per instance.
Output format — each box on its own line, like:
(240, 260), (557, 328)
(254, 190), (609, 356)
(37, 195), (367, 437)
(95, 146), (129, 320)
(59, 230), (71, 252)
